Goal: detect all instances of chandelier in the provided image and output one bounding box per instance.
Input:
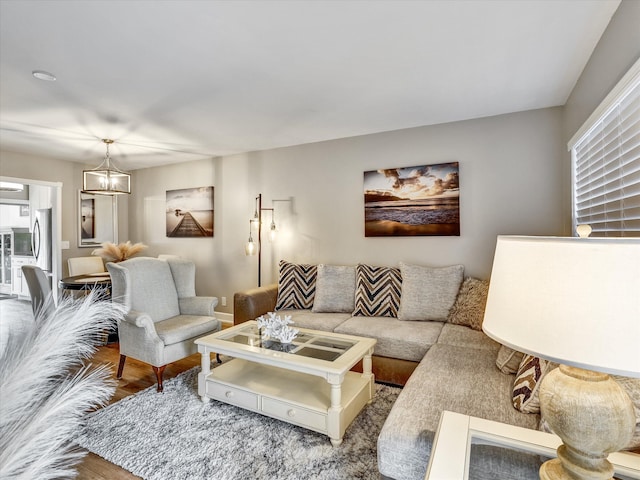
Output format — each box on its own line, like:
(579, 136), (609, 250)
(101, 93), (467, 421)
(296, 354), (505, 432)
(82, 139), (131, 195)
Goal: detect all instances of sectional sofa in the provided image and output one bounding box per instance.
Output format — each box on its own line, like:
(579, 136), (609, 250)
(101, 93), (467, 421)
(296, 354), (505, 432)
(233, 260), (640, 480)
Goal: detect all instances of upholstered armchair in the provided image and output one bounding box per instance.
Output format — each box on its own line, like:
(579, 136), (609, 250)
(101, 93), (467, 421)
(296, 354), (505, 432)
(107, 257), (221, 392)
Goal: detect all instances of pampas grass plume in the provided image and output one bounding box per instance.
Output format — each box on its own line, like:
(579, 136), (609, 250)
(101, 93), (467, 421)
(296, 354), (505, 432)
(0, 291), (126, 479)
(92, 241), (147, 262)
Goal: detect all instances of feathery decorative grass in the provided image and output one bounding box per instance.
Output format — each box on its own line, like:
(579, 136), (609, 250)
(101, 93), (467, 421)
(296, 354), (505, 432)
(0, 291), (125, 479)
(91, 241), (147, 263)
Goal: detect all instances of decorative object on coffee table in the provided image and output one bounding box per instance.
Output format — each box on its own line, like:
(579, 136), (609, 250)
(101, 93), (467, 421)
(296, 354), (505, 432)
(483, 235), (640, 480)
(256, 311), (299, 344)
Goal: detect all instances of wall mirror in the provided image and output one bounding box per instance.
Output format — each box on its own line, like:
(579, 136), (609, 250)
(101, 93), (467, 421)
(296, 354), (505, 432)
(78, 191), (118, 247)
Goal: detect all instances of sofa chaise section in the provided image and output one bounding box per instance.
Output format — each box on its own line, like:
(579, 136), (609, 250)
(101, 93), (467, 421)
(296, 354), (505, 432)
(377, 341), (540, 480)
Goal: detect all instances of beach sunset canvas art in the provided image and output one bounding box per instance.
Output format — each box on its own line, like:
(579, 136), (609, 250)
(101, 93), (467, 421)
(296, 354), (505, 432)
(364, 162), (460, 237)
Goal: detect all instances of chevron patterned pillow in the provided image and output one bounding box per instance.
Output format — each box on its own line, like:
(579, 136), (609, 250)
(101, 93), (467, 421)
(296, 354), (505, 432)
(352, 264), (402, 317)
(275, 260), (317, 310)
(512, 354), (557, 413)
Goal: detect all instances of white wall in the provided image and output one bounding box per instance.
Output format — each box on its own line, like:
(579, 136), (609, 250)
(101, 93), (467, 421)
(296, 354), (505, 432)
(0, 205), (30, 229)
(130, 107), (565, 314)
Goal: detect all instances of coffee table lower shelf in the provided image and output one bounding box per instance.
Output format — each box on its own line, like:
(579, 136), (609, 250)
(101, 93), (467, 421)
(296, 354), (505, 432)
(199, 358), (372, 446)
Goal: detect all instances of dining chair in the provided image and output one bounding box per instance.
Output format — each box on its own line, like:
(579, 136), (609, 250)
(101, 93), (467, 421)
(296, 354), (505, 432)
(22, 265), (53, 316)
(68, 256), (106, 276)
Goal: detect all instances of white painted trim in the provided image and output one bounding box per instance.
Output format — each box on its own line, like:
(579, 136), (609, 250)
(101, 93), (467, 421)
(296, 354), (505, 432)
(568, 56), (640, 150)
(216, 312), (233, 324)
(0, 175), (63, 189)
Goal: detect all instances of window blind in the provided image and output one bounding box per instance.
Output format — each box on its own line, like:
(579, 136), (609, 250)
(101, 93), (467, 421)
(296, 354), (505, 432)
(571, 65), (640, 237)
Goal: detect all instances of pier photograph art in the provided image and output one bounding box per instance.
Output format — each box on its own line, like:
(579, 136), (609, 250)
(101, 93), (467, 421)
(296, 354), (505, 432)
(166, 186), (214, 237)
(80, 198), (95, 240)
(364, 162), (460, 237)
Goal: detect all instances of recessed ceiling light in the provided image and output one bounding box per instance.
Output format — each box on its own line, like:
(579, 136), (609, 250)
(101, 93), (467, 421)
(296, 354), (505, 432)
(32, 70), (57, 81)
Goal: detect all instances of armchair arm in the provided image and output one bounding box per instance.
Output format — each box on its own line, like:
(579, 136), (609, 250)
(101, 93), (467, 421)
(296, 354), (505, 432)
(179, 296), (218, 316)
(233, 283), (278, 325)
(118, 310), (165, 365)
(122, 310), (156, 331)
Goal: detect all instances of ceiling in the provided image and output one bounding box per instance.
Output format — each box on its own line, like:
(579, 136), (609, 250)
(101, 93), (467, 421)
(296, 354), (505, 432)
(0, 0), (620, 171)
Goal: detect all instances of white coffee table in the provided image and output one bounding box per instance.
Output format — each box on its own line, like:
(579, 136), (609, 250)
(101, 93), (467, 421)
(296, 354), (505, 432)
(195, 320), (377, 446)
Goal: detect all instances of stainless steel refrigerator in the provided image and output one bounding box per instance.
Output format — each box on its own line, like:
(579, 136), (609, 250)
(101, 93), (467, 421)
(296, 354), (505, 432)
(32, 208), (52, 273)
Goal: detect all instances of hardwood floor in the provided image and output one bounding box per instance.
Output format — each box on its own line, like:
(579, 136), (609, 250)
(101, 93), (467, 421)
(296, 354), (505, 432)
(75, 343), (202, 479)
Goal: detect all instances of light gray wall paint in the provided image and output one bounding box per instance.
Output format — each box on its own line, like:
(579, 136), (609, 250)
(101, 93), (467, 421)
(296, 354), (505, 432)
(561, 0), (640, 233)
(127, 157), (227, 302)
(130, 107), (564, 314)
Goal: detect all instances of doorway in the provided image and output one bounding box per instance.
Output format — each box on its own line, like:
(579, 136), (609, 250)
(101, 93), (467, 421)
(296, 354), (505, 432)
(0, 176), (62, 297)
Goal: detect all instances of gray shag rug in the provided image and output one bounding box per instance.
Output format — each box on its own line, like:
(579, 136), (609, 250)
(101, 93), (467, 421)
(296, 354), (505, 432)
(76, 365), (400, 480)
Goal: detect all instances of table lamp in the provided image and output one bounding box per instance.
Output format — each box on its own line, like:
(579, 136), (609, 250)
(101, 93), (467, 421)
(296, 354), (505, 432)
(482, 235), (640, 480)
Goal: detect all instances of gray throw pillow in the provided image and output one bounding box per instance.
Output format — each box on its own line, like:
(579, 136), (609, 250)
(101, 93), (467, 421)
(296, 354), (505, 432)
(398, 262), (464, 321)
(312, 264), (356, 313)
(496, 345), (525, 375)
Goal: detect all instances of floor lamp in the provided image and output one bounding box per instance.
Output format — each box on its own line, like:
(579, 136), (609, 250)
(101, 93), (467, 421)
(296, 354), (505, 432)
(244, 194), (276, 287)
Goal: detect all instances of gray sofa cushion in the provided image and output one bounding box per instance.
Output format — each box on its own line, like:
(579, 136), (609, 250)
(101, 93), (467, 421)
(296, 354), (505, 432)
(378, 343), (539, 480)
(312, 264), (356, 313)
(437, 323), (501, 353)
(334, 316), (443, 362)
(398, 262), (464, 321)
(276, 309), (352, 332)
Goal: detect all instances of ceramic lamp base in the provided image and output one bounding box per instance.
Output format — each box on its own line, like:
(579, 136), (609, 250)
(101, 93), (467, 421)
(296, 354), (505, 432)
(539, 365), (635, 480)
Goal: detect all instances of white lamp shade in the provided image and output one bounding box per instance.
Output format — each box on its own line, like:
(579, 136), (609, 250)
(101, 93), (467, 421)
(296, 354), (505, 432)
(482, 236), (640, 378)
